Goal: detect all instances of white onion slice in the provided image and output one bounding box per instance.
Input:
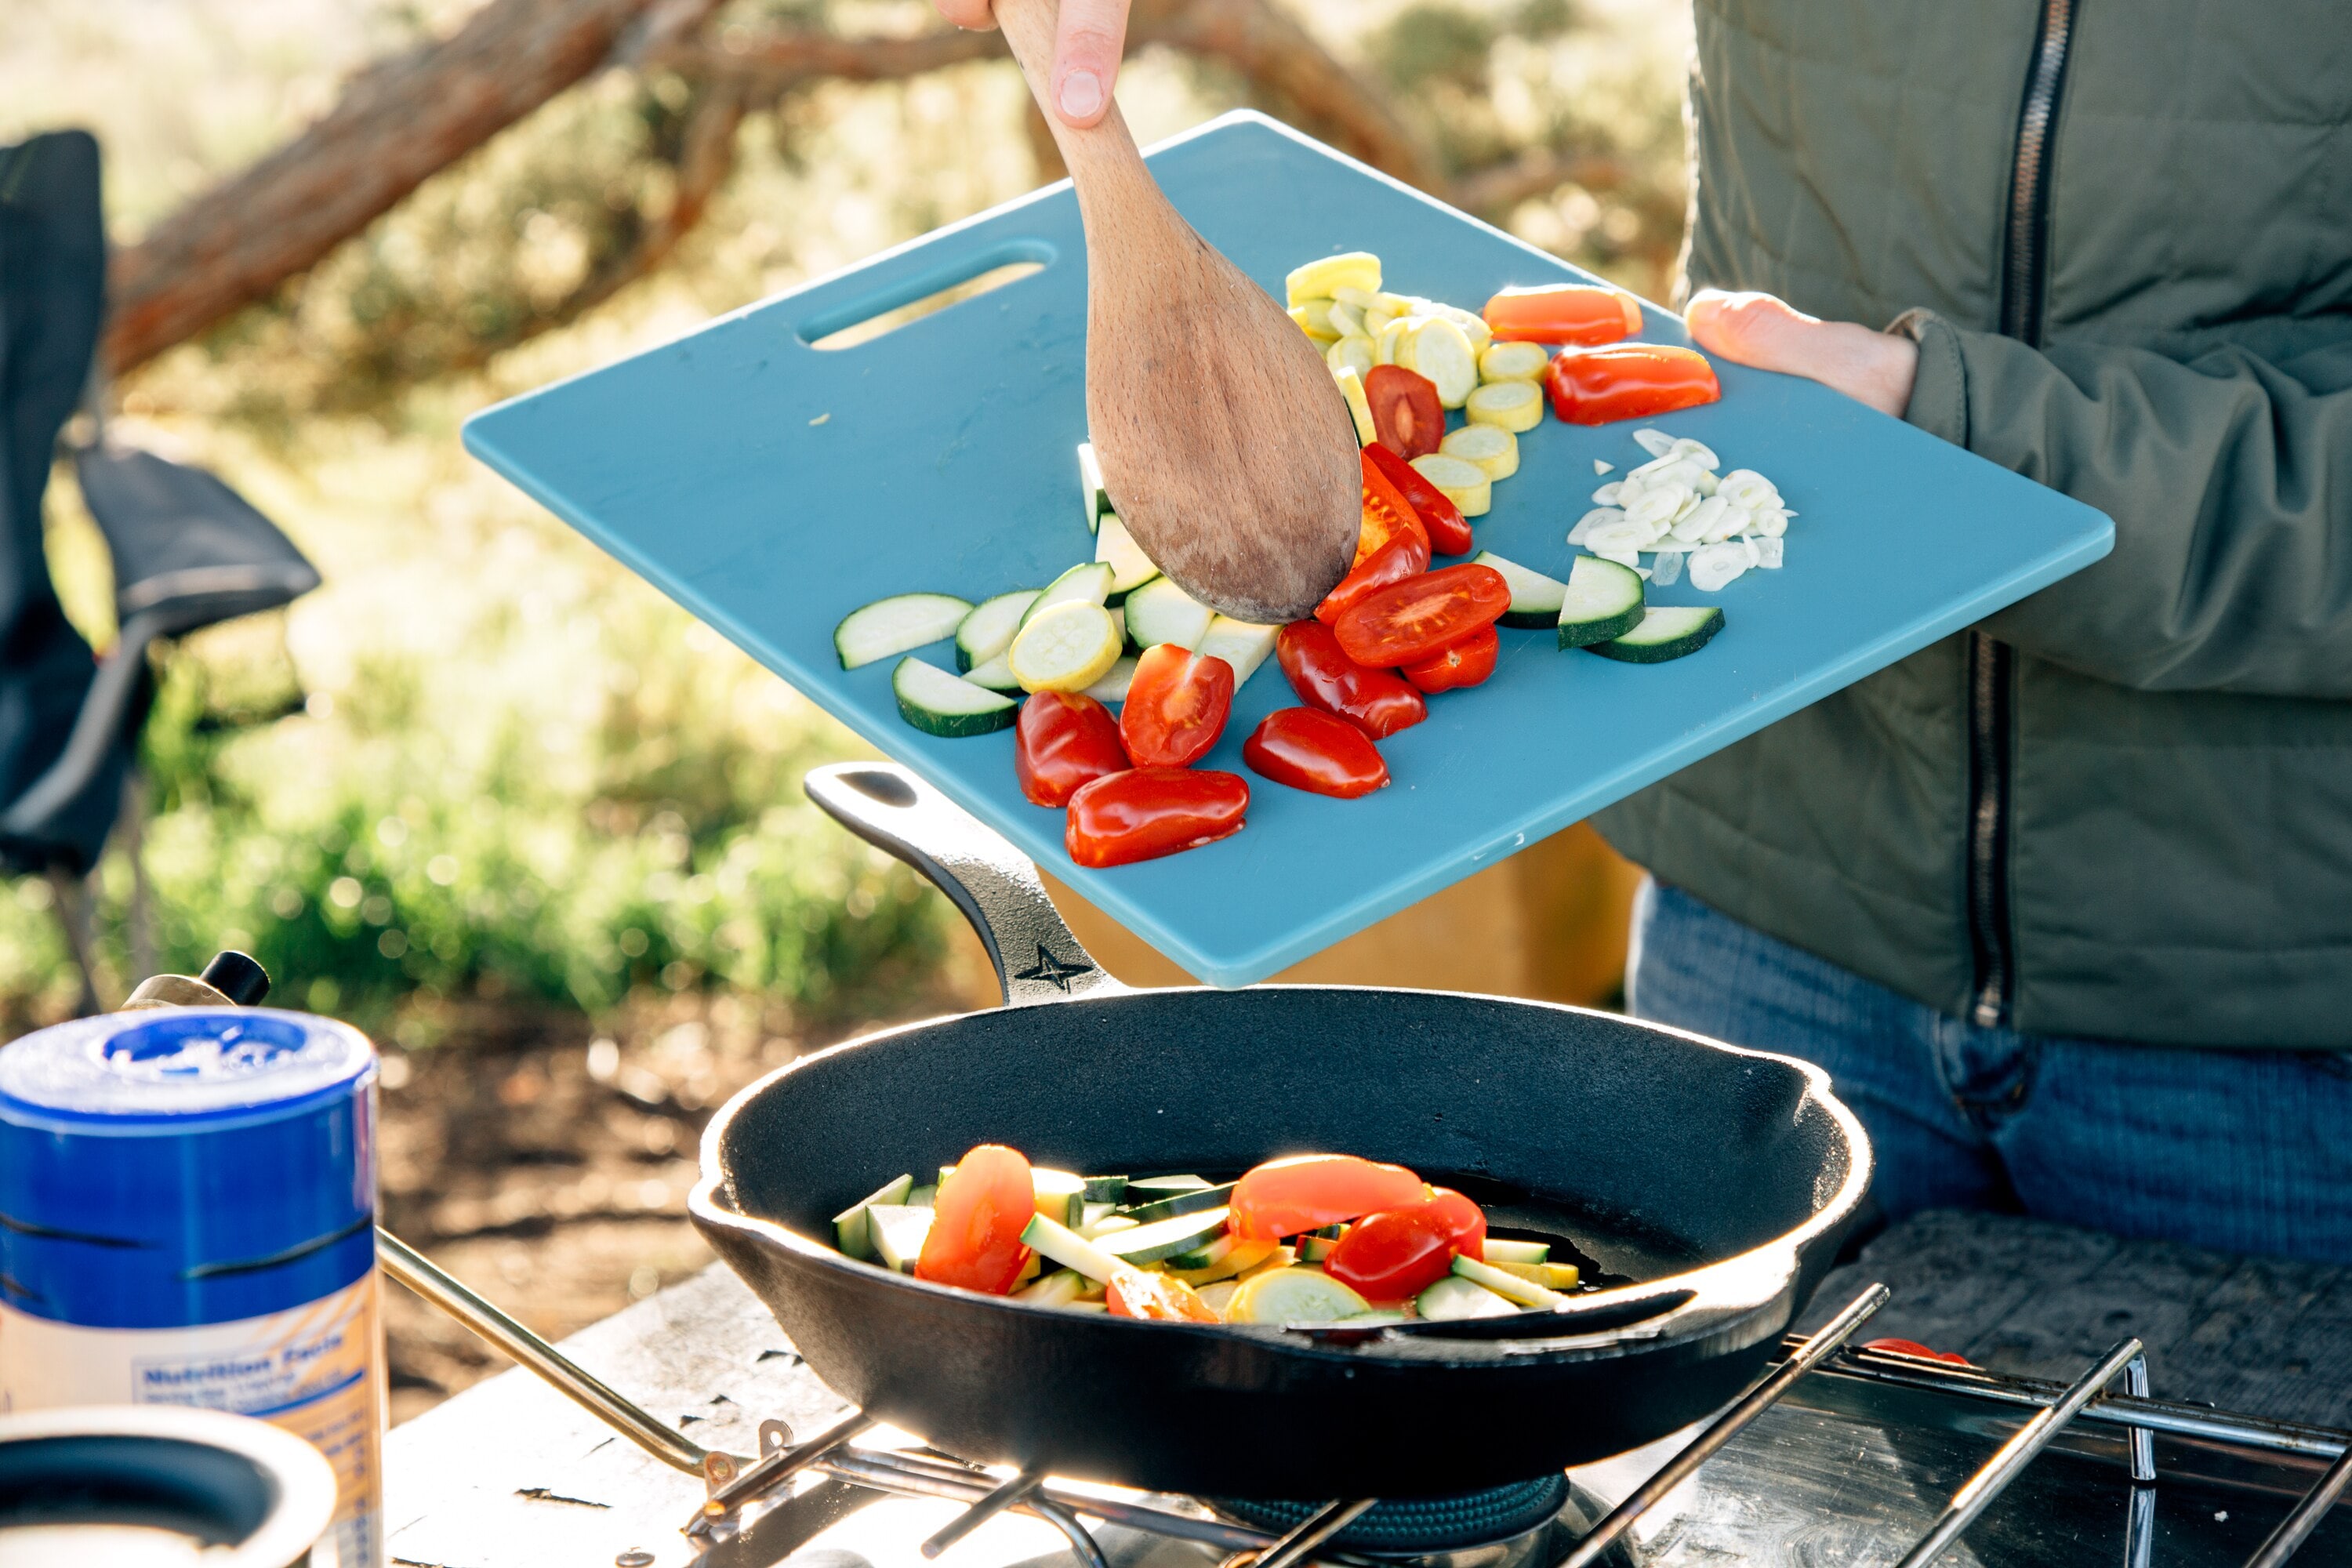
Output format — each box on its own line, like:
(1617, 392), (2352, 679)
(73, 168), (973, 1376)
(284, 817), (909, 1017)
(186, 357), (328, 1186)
(1754, 536), (1784, 569)
(1633, 427), (1677, 457)
(1687, 541), (1753, 592)
(1649, 550), (1685, 586)
(1570, 506), (1627, 546)
(1593, 459), (1615, 475)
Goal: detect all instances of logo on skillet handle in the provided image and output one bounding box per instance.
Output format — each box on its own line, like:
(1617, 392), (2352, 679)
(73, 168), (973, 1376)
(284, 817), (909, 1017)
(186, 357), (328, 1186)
(1012, 944), (1094, 993)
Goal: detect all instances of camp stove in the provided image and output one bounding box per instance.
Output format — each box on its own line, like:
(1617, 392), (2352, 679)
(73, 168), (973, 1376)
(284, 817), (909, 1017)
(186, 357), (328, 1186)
(379, 1225), (2352, 1568)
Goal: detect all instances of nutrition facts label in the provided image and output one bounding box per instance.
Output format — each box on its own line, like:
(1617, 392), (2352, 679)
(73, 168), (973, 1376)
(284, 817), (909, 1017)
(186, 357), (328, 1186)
(0, 1272), (386, 1568)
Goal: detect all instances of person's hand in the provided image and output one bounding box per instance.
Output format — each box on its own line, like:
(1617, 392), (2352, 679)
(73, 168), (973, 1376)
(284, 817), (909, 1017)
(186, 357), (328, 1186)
(1684, 289), (1918, 418)
(934, 0), (1131, 129)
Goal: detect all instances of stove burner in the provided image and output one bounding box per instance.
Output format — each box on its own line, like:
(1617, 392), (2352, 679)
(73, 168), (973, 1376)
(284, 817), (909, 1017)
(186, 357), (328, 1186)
(1208, 1475), (1572, 1553)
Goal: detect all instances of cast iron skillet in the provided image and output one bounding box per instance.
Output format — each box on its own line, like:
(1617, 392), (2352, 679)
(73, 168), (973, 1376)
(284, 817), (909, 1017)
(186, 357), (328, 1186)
(691, 763), (1870, 1498)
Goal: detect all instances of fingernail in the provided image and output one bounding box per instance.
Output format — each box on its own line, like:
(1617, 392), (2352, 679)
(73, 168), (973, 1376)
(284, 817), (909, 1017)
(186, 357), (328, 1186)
(1058, 70), (1104, 122)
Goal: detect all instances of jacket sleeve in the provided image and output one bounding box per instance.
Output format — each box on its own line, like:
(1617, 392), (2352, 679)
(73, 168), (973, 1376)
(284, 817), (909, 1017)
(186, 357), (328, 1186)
(1891, 308), (2352, 696)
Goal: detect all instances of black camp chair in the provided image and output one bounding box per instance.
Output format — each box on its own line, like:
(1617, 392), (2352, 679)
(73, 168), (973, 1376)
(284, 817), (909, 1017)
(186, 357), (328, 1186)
(0, 129), (318, 1009)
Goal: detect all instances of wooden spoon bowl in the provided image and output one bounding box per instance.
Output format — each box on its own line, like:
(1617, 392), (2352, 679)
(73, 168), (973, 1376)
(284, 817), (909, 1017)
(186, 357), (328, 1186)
(993, 0), (1361, 626)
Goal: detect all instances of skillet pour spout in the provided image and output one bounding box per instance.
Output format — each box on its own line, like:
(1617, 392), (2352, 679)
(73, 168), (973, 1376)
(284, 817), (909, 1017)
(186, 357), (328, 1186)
(690, 763), (1872, 1498)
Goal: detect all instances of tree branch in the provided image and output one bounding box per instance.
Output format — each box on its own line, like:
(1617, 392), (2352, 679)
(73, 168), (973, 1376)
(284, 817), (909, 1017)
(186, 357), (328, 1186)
(103, 0), (725, 376)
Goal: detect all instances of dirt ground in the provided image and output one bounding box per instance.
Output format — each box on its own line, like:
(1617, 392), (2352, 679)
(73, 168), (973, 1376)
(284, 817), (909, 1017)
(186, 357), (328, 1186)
(378, 954), (983, 1428)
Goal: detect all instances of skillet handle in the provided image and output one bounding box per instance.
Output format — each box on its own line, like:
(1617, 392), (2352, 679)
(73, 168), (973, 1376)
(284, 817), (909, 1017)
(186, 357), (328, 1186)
(805, 762), (1124, 1008)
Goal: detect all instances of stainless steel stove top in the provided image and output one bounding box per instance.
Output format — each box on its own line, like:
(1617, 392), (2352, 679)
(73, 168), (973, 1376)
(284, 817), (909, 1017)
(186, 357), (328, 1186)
(382, 1214), (2352, 1568)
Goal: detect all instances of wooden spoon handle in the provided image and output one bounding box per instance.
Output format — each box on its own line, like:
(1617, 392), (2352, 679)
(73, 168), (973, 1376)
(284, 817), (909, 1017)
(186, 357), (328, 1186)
(988, 0), (1174, 243)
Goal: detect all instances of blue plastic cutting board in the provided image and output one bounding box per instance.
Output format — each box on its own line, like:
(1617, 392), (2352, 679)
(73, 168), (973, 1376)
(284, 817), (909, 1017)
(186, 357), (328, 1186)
(464, 111), (2111, 987)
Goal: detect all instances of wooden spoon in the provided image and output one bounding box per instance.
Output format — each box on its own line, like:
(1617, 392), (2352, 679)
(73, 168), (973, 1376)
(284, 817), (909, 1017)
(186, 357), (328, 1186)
(991, 0), (1361, 626)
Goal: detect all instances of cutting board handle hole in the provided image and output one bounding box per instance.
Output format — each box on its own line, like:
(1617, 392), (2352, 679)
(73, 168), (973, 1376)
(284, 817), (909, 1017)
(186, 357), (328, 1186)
(800, 241), (1054, 350)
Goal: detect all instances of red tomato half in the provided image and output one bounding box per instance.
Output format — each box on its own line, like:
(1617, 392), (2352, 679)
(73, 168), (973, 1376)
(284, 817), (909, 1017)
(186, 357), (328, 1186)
(1483, 284), (1642, 346)
(1544, 343), (1721, 425)
(1276, 621), (1427, 739)
(1364, 365), (1446, 459)
(1356, 449), (1430, 568)
(913, 1144), (1035, 1294)
(1243, 708), (1390, 799)
(1065, 768), (1247, 868)
(1322, 1189), (1490, 1302)
(1107, 1269), (1220, 1322)
(1119, 644), (1233, 768)
(1364, 443), (1473, 556)
(1316, 533), (1430, 626)
(1331, 564), (1512, 669)
(1402, 623), (1498, 693)
(1015, 692), (1128, 807)
(1229, 1154), (1428, 1242)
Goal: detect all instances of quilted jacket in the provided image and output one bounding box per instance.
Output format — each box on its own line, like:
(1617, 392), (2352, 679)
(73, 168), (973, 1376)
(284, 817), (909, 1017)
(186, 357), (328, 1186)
(1594, 0), (2352, 1046)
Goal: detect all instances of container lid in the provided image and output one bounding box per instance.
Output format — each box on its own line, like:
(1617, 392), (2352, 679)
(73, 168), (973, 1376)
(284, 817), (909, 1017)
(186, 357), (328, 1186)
(0, 1008), (374, 1132)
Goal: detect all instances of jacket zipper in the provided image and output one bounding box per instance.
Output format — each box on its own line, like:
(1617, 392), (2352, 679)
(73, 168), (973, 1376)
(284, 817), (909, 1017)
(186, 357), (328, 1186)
(1969, 0), (2077, 1029)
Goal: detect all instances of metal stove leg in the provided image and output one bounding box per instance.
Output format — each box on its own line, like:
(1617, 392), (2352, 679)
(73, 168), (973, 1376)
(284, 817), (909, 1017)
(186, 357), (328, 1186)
(2241, 1445), (2352, 1568)
(1244, 1499), (1377, 1568)
(2123, 1355), (2156, 1568)
(1893, 1337), (2146, 1568)
(1028, 1496), (1112, 1568)
(1558, 1281), (1892, 1568)
(699, 1411), (879, 1526)
(922, 1465), (1046, 1559)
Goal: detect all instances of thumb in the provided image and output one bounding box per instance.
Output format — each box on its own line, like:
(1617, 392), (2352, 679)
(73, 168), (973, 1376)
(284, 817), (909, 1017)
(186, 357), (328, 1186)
(1683, 289), (1823, 372)
(1051, 0), (1130, 128)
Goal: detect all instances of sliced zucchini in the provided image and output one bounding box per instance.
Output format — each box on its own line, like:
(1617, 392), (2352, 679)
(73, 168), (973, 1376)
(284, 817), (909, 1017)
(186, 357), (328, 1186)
(1124, 1174), (1212, 1200)
(1410, 318), (1479, 408)
(1326, 335), (1376, 383)
(1439, 423), (1519, 481)
(1478, 341), (1549, 383)
(868, 1203), (935, 1272)
(1493, 1260), (1584, 1290)
(1285, 252), (1381, 306)
(1410, 453), (1492, 518)
(1059, 1300), (1112, 1313)
(1087, 1214), (1140, 1239)
(1480, 1237), (1552, 1265)
(833, 1173), (915, 1260)
(1010, 601), (1123, 693)
(1451, 1253), (1571, 1308)
(1588, 604), (1725, 664)
(1093, 514), (1162, 594)
(1194, 616), (1280, 686)
(962, 652), (1022, 693)
(1014, 1268), (1088, 1306)
(1412, 297), (1494, 355)
(1095, 1207), (1232, 1266)
(1020, 1213), (1128, 1283)
(1015, 1250), (1043, 1287)
(1288, 300), (1339, 341)
(1374, 315), (1414, 368)
(1168, 1239), (1280, 1287)
(1225, 1266), (1372, 1326)
(1465, 379), (1543, 434)
(1197, 1279), (1243, 1319)
(1336, 1309), (1410, 1327)
(1473, 551), (1568, 630)
(956, 590), (1042, 672)
(834, 593), (973, 670)
(1077, 441), (1110, 534)
(1077, 1201), (1120, 1236)
(1295, 1232), (1341, 1263)
(1032, 1168), (1089, 1226)
(1334, 365), (1377, 445)
(906, 1184), (938, 1208)
(1082, 655), (1138, 706)
(894, 658), (1016, 737)
(1164, 1232), (1239, 1272)
(1556, 556), (1649, 649)
(1123, 579), (1214, 651)
(1018, 561), (1115, 630)
(1120, 1181), (1237, 1224)
(1417, 1274), (1518, 1321)
(1082, 1175), (1130, 1203)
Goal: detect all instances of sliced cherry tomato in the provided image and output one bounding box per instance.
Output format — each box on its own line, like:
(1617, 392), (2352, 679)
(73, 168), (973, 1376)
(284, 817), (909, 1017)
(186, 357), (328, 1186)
(1243, 708), (1390, 799)
(1316, 533), (1430, 626)
(1107, 1269), (1220, 1322)
(1364, 443), (1473, 556)
(913, 1144), (1035, 1294)
(1864, 1338), (1973, 1367)
(1401, 623), (1498, 693)
(1364, 365), (1445, 459)
(1229, 1154), (1428, 1242)
(1356, 448), (1430, 567)
(1544, 343), (1721, 425)
(1331, 564), (1512, 670)
(1321, 1189), (1489, 1302)
(1276, 621), (1427, 739)
(1119, 644), (1234, 768)
(1065, 767), (1247, 868)
(1014, 691), (1128, 807)
(1483, 284), (1642, 346)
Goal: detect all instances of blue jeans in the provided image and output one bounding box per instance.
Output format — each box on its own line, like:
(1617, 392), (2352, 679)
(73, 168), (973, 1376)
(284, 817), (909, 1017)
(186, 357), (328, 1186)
(1628, 880), (2352, 1265)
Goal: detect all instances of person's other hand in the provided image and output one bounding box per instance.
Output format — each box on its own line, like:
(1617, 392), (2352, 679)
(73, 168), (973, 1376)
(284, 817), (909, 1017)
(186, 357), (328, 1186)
(1684, 289), (1918, 418)
(934, 0), (1131, 129)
